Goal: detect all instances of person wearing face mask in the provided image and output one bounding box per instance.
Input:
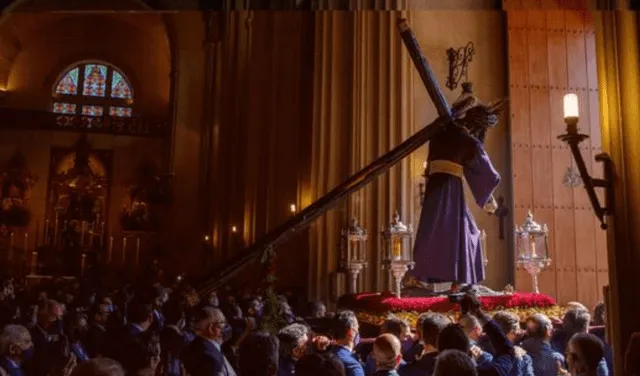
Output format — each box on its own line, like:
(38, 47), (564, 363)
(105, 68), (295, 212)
(364, 317), (410, 375)
(276, 323), (309, 376)
(24, 299), (65, 376)
(106, 297), (155, 374)
(0, 325), (34, 376)
(329, 310), (364, 376)
(85, 304), (109, 358)
(373, 334), (404, 376)
(181, 306), (236, 376)
(65, 312), (90, 363)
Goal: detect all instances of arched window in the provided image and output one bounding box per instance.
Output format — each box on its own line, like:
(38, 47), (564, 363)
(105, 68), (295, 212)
(52, 62), (134, 118)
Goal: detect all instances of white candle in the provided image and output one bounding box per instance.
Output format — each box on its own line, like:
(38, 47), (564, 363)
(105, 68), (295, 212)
(80, 221), (86, 247)
(100, 222), (105, 245)
(122, 237), (127, 263)
(53, 212), (59, 246)
(530, 236), (537, 258)
(81, 254), (87, 275)
(89, 222), (95, 248)
(135, 237), (140, 266)
(108, 236), (114, 263)
(563, 93), (579, 119)
(24, 232), (28, 252)
(31, 251), (37, 275)
(44, 219), (49, 245)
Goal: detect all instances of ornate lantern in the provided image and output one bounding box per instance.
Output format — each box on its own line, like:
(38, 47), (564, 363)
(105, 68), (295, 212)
(341, 217), (368, 294)
(381, 211), (415, 297)
(515, 211), (551, 293)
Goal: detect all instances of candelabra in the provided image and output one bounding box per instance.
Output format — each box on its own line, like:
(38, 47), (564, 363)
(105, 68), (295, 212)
(341, 217), (368, 294)
(381, 211), (415, 297)
(515, 211), (551, 294)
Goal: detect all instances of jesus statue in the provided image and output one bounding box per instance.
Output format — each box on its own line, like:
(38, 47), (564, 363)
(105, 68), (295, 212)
(408, 83), (505, 292)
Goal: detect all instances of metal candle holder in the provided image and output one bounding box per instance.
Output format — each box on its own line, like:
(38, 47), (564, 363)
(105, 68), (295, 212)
(515, 211), (551, 294)
(381, 211), (415, 297)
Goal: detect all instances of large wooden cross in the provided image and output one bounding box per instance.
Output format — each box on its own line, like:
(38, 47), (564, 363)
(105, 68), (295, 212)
(200, 19), (468, 294)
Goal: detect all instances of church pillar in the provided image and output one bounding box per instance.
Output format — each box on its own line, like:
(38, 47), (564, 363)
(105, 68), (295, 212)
(594, 9), (640, 373)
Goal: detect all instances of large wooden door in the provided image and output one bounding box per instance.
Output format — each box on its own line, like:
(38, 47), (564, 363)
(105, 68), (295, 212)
(507, 10), (608, 309)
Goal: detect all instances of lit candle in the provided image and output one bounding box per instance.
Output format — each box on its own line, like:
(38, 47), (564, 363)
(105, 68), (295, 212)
(204, 235), (210, 242)
(8, 232), (14, 260)
(80, 221), (86, 247)
(563, 93), (579, 119)
(231, 226), (237, 233)
(290, 204), (296, 214)
(423, 161), (427, 169)
(135, 237), (140, 266)
(81, 254), (87, 276)
(530, 236), (537, 258)
(31, 251), (37, 275)
(44, 219), (49, 245)
(89, 222), (95, 248)
(122, 237), (127, 263)
(108, 236), (114, 263)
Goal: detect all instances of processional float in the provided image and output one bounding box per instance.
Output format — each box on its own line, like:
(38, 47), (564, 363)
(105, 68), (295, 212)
(199, 19), (498, 296)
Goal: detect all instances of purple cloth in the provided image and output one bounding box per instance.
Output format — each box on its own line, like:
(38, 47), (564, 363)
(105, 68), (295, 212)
(412, 138), (499, 284)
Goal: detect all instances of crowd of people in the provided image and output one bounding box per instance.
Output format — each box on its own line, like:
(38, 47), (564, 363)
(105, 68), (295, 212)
(0, 275), (633, 376)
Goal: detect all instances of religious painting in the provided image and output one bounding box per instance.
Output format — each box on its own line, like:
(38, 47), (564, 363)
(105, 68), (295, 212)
(45, 135), (111, 258)
(120, 161), (171, 232)
(0, 151), (37, 228)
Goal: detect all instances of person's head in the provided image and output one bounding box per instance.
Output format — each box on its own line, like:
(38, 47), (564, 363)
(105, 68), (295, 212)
(195, 306), (228, 343)
(244, 298), (262, 318)
(127, 298), (154, 331)
(238, 331), (279, 376)
(438, 324), (470, 353)
(373, 333), (402, 371)
(526, 313), (554, 341)
(566, 333), (604, 375)
(563, 308), (591, 337)
(91, 303), (110, 326)
(0, 324), (33, 363)
(70, 358), (125, 376)
(309, 301), (327, 318)
(277, 323), (309, 361)
(492, 311), (522, 343)
(36, 299), (64, 327)
(565, 302), (588, 313)
(381, 316), (411, 341)
(295, 353), (346, 376)
(420, 312), (452, 350)
(65, 311), (89, 343)
(155, 287), (170, 308)
(207, 291), (219, 307)
(459, 314), (483, 342)
(592, 302), (605, 326)
(333, 310), (359, 349)
(434, 349), (477, 376)
(163, 301), (185, 328)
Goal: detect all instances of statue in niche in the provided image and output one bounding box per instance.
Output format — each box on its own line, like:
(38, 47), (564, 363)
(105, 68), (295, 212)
(0, 151), (37, 227)
(120, 161), (170, 232)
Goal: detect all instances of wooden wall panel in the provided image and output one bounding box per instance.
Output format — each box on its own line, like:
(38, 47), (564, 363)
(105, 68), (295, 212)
(508, 10), (607, 309)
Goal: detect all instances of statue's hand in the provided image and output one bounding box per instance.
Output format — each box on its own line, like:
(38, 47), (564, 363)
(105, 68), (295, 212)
(484, 196), (498, 214)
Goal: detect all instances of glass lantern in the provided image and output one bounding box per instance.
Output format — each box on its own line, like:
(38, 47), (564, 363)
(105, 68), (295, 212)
(515, 211), (551, 293)
(341, 217), (368, 294)
(381, 211), (414, 262)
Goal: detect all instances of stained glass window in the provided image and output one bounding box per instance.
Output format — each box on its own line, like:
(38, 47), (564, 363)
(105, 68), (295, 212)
(82, 64), (108, 97)
(53, 102), (77, 114)
(55, 68), (79, 95)
(52, 62), (133, 117)
(109, 107), (133, 117)
(110, 71), (132, 99)
(82, 105), (104, 116)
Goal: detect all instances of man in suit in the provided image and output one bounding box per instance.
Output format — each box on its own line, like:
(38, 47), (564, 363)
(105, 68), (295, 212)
(107, 297), (155, 374)
(401, 313), (451, 376)
(329, 310), (364, 376)
(0, 325), (33, 376)
(372, 334), (403, 376)
(277, 323), (309, 376)
(24, 299), (65, 376)
(181, 306), (236, 376)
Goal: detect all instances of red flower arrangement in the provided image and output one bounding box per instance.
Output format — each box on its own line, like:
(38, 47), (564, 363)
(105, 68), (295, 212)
(339, 291), (556, 313)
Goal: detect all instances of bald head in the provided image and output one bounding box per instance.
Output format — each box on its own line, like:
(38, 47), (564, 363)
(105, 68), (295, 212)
(373, 333), (402, 371)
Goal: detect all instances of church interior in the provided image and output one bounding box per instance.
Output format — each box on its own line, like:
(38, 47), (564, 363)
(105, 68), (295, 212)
(1, 0), (640, 374)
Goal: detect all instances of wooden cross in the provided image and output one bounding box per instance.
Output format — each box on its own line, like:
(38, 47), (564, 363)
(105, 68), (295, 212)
(492, 196), (509, 240)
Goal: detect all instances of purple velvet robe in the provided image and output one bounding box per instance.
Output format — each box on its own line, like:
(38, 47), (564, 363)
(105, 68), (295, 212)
(412, 130), (500, 284)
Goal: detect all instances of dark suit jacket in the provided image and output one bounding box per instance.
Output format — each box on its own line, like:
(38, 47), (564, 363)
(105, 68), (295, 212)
(106, 323), (150, 374)
(330, 346), (365, 376)
(85, 323), (107, 358)
(477, 320), (515, 376)
(0, 357), (24, 376)
(181, 336), (226, 376)
(374, 371), (400, 376)
(277, 357), (295, 376)
(399, 351), (437, 376)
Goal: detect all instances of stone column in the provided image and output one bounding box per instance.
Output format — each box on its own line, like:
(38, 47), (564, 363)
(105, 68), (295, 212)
(595, 8), (640, 373)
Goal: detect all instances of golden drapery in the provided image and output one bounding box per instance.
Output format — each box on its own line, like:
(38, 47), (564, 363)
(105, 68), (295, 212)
(594, 9), (640, 374)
